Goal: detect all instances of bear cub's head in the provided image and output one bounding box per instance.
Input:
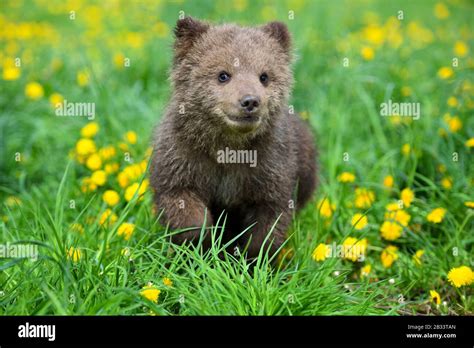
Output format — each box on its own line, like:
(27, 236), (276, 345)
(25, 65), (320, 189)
(171, 17), (293, 138)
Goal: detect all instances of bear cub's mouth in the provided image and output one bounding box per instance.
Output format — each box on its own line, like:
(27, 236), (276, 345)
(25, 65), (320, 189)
(225, 113), (261, 132)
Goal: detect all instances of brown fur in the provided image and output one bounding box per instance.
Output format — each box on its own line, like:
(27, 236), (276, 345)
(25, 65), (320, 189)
(150, 17), (317, 258)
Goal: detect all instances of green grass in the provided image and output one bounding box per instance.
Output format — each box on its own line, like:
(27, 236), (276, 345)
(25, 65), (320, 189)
(0, 0), (473, 315)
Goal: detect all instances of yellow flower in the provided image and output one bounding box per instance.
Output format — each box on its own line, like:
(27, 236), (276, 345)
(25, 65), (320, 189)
(384, 209), (411, 227)
(118, 171), (130, 188)
(383, 175), (394, 189)
(117, 222), (135, 240)
(125, 131), (137, 144)
(434, 3), (449, 19)
(99, 209), (118, 226)
(342, 237), (368, 262)
(465, 138), (474, 148)
(124, 180), (149, 202)
(105, 163), (119, 174)
(360, 264), (371, 278)
(401, 143), (411, 156)
(163, 277), (173, 287)
(5, 196), (21, 207)
(351, 213), (368, 230)
(427, 207), (446, 223)
(413, 249), (425, 266)
(447, 97), (458, 108)
(401, 86), (412, 97)
(140, 284), (161, 303)
(381, 245), (398, 268)
(465, 201), (474, 209)
(361, 46), (374, 61)
(25, 82), (44, 100)
(86, 153), (102, 171)
(70, 223), (84, 234)
(77, 69), (90, 86)
(437, 66), (453, 80)
(80, 177), (97, 193)
(443, 115), (462, 133)
(338, 172), (356, 183)
(113, 52), (126, 69)
(103, 190), (120, 207)
(454, 41), (468, 57)
(90, 170), (107, 186)
(81, 122), (99, 138)
(3, 66), (21, 80)
(312, 243), (330, 261)
(441, 177), (452, 190)
(317, 198), (335, 218)
(447, 266), (474, 288)
(400, 188), (414, 208)
(49, 93), (64, 108)
(75, 138), (96, 156)
(380, 221), (403, 241)
(99, 146), (116, 160)
(67, 247), (82, 262)
(429, 290), (441, 305)
(354, 188), (375, 209)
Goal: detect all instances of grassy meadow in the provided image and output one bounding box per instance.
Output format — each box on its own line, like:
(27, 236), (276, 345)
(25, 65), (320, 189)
(0, 0), (473, 315)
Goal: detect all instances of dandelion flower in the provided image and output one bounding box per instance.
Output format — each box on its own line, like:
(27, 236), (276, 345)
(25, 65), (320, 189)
(401, 143), (411, 156)
(447, 266), (474, 288)
(447, 97), (458, 108)
(117, 222), (135, 241)
(70, 223), (84, 234)
(312, 243), (330, 261)
(361, 46), (375, 61)
(80, 177), (97, 193)
(384, 209), (411, 227)
(443, 114), (462, 133)
(437, 66), (453, 80)
(351, 213), (368, 230)
(103, 190), (120, 207)
(360, 264), (371, 278)
(429, 290), (441, 305)
(427, 207), (446, 223)
(337, 172), (356, 183)
(3, 66), (21, 80)
(81, 122), (99, 138)
(383, 175), (394, 189)
(125, 131), (137, 144)
(400, 188), (414, 207)
(441, 177), (452, 189)
(465, 138), (474, 148)
(380, 221), (403, 241)
(124, 180), (149, 202)
(25, 82), (44, 100)
(163, 277), (173, 287)
(105, 162), (119, 174)
(342, 237), (368, 262)
(454, 41), (468, 57)
(77, 69), (90, 87)
(140, 284), (161, 303)
(86, 153), (102, 171)
(434, 3), (449, 19)
(91, 170), (107, 186)
(75, 138), (96, 156)
(99, 209), (118, 227)
(381, 245), (398, 268)
(465, 201), (474, 209)
(317, 198), (335, 218)
(354, 188), (375, 209)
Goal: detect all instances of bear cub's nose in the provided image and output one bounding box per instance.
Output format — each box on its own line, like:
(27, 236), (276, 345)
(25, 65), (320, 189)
(239, 95), (260, 113)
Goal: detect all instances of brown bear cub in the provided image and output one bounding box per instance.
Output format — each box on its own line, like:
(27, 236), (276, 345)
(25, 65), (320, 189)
(150, 17), (317, 259)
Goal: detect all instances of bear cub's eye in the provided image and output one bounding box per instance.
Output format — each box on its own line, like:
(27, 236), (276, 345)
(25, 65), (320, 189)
(218, 71), (231, 83)
(260, 73), (269, 85)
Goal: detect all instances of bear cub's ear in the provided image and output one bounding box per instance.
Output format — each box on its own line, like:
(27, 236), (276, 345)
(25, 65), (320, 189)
(173, 17), (209, 61)
(261, 21), (292, 53)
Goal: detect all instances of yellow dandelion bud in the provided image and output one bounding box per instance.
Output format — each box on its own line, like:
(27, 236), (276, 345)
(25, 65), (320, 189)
(317, 198), (335, 218)
(163, 277), (173, 287)
(77, 69), (90, 87)
(70, 223), (84, 234)
(125, 131), (137, 144)
(361, 46), (375, 61)
(454, 41), (468, 57)
(413, 249), (425, 266)
(383, 175), (394, 189)
(465, 201), (474, 209)
(429, 290), (441, 305)
(437, 66), (453, 80)
(441, 177), (452, 190)
(67, 247), (82, 262)
(465, 138), (474, 148)
(99, 209), (118, 227)
(401, 143), (411, 156)
(360, 264), (371, 278)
